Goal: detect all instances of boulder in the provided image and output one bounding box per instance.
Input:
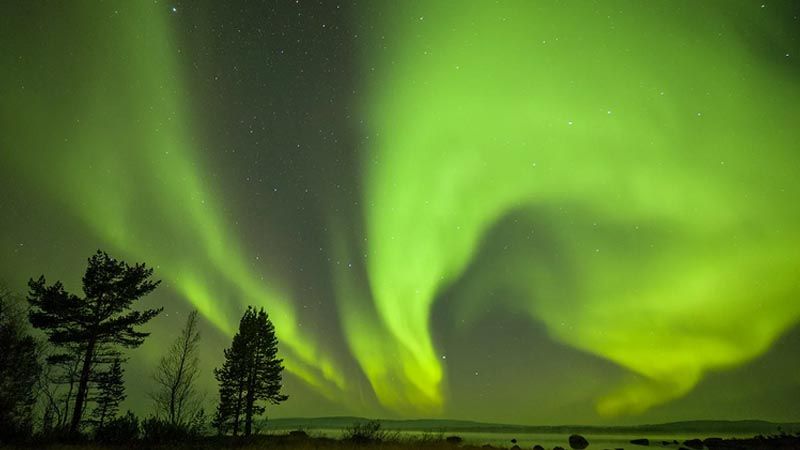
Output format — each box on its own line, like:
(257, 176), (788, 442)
(446, 436), (463, 444)
(569, 434), (589, 449)
(683, 438), (703, 449)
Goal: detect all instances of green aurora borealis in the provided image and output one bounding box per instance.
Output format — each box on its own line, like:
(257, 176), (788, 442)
(1, 1), (799, 424)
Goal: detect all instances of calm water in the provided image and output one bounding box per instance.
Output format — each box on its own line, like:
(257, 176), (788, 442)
(296, 428), (751, 449)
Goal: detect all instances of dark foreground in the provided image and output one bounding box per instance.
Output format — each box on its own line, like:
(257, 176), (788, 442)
(4, 432), (800, 450)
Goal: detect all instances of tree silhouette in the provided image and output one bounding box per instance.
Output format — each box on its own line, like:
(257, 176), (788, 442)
(40, 345), (82, 431)
(213, 328), (247, 436)
(0, 287), (41, 440)
(27, 250), (162, 435)
(214, 306), (287, 436)
(151, 310), (203, 427)
(91, 358), (125, 429)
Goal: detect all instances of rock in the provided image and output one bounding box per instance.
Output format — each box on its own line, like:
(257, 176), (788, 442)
(569, 434), (589, 449)
(532, 446), (544, 450)
(446, 436), (463, 444)
(683, 438), (703, 449)
(631, 438), (650, 446)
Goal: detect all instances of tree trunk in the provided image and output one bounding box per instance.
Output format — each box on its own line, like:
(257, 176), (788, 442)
(169, 383), (176, 425)
(169, 345), (186, 425)
(244, 372), (255, 437)
(62, 389), (71, 428)
(244, 406), (252, 436)
(98, 406), (106, 429)
(233, 385), (243, 436)
(62, 356), (80, 428)
(69, 338), (95, 435)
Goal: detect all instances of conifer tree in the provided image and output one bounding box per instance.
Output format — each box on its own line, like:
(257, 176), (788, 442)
(28, 250), (162, 435)
(0, 287), (41, 440)
(214, 306), (287, 436)
(92, 358), (125, 429)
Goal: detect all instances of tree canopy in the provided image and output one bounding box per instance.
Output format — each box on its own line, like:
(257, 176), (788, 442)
(214, 306), (287, 436)
(28, 250), (162, 435)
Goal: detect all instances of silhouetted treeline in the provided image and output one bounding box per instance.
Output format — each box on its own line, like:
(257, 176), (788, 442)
(0, 286), (41, 440)
(0, 250), (288, 444)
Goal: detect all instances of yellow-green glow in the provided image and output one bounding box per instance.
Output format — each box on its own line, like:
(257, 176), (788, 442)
(332, 227), (443, 413)
(356, 1), (800, 414)
(2, 0), (799, 421)
(0, 2), (344, 397)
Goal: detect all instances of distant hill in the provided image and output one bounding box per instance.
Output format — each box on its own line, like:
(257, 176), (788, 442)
(261, 416), (800, 435)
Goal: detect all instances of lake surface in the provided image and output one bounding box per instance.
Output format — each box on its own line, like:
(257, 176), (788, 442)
(294, 428), (752, 448)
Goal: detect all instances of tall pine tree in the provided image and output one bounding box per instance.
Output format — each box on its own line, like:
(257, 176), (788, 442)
(28, 250), (162, 435)
(214, 307), (287, 436)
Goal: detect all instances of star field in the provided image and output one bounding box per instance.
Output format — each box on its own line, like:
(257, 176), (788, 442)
(1, 0), (799, 425)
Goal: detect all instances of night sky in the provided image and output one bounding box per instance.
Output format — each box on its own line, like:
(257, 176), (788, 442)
(1, 0), (799, 425)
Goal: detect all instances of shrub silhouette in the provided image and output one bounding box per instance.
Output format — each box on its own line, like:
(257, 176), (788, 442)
(343, 420), (398, 443)
(94, 411), (139, 443)
(142, 410), (207, 442)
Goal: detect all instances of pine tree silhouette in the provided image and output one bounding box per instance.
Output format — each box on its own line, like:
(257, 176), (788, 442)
(92, 358), (126, 429)
(214, 306), (287, 436)
(28, 250), (161, 435)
